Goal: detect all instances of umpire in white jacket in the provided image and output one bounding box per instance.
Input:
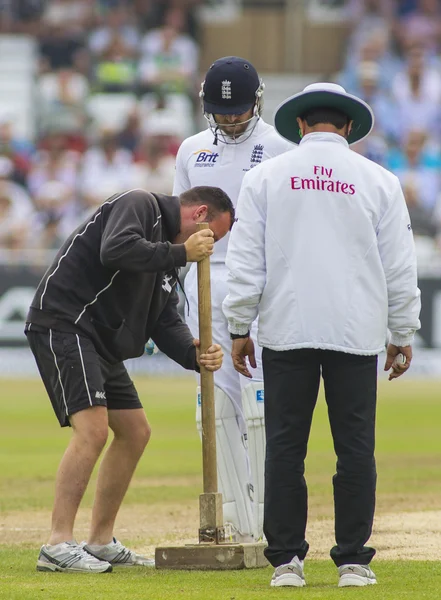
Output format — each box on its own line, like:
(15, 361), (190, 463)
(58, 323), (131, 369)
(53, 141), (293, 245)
(223, 83), (421, 588)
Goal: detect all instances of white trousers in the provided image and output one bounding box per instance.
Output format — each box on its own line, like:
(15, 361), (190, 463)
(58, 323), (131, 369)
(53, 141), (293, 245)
(185, 263), (264, 538)
(185, 263), (263, 433)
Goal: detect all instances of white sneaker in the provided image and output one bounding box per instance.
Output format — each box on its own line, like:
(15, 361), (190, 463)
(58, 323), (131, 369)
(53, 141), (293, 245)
(270, 556), (306, 587)
(82, 538), (155, 567)
(338, 564), (377, 587)
(36, 541), (112, 573)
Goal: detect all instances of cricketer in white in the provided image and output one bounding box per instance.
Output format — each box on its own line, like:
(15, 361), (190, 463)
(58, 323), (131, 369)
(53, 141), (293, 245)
(173, 56), (293, 541)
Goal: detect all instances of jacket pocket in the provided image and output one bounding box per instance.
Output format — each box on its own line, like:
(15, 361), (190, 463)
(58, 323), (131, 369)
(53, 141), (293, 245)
(90, 318), (138, 363)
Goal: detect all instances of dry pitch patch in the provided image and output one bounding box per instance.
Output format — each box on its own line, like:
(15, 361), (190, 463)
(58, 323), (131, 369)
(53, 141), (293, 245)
(1, 501), (440, 561)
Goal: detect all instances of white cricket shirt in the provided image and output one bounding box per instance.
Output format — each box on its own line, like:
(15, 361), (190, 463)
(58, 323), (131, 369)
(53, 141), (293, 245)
(173, 118), (293, 263)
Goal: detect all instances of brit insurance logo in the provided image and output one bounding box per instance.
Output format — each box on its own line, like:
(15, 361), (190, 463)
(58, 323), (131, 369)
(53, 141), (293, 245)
(193, 149), (219, 168)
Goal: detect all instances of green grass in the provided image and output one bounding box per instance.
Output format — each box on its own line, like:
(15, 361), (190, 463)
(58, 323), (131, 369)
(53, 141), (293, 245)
(0, 378), (203, 511)
(1, 376), (441, 598)
(1, 552), (441, 600)
(2, 377), (441, 513)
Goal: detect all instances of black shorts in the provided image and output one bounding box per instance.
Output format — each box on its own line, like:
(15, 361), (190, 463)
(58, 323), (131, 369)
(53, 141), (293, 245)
(26, 326), (142, 427)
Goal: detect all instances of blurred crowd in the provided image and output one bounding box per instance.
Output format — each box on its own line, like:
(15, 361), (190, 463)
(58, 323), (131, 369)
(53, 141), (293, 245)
(341, 0), (441, 270)
(2, 0), (441, 272)
(0, 0), (203, 259)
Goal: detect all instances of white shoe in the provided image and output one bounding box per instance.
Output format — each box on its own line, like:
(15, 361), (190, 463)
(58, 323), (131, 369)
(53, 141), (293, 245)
(270, 556), (306, 587)
(338, 564), (377, 587)
(36, 541), (112, 573)
(82, 538), (155, 567)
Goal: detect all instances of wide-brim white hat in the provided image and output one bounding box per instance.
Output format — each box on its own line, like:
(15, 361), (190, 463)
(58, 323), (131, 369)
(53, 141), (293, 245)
(274, 82), (374, 145)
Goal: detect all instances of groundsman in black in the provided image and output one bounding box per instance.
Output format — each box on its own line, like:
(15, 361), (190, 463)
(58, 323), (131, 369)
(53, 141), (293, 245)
(28, 187), (233, 366)
(25, 185), (234, 572)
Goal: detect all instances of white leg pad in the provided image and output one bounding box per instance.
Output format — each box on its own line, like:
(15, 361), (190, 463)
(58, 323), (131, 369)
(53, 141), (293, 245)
(242, 382), (266, 540)
(196, 385), (254, 539)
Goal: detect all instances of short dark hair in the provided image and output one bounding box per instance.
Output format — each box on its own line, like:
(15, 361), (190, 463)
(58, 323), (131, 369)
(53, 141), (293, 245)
(300, 107), (349, 130)
(180, 186), (235, 230)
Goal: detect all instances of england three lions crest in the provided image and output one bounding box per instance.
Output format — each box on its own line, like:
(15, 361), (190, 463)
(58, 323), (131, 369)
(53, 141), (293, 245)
(221, 80), (232, 100)
(250, 144), (264, 168)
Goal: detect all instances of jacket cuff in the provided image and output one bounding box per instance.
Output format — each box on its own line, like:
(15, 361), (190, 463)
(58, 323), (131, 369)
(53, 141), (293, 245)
(389, 332), (414, 347)
(190, 345), (200, 372)
(228, 320), (251, 336)
(171, 244), (187, 267)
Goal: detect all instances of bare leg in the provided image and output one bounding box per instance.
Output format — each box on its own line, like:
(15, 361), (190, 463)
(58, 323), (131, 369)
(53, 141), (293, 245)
(88, 408), (151, 545)
(48, 406), (109, 545)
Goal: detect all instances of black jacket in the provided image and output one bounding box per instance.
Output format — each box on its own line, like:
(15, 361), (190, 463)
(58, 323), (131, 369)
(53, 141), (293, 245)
(27, 189), (197, 368)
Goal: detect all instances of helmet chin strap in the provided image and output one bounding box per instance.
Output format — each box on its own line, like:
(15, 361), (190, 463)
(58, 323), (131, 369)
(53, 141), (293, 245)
(204, 113), (260, 145)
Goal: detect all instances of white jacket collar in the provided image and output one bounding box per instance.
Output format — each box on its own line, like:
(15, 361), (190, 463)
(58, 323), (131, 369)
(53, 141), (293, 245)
(300, 132), (349, 148)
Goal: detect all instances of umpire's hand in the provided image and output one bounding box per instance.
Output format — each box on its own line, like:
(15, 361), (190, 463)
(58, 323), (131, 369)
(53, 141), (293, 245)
(384, 343), (412, 380)
(194, 340), (223, 371)
(185, 229), (214, 262)
(231, 337), (256, 379)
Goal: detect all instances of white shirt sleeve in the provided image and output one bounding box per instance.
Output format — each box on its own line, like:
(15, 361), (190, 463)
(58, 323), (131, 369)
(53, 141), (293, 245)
(377, 176), (421, 346)
(173, 143), (191, 196)
(223, 170), (266, 335)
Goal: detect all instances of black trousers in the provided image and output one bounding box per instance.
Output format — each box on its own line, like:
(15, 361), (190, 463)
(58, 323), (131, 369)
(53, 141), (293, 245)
(262, 348), (377, 568)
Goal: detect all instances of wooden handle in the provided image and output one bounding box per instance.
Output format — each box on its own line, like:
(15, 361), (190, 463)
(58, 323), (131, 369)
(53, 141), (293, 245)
(196, 222), (217, 494)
